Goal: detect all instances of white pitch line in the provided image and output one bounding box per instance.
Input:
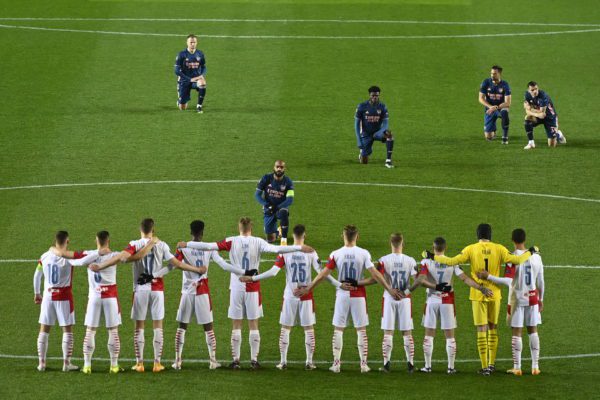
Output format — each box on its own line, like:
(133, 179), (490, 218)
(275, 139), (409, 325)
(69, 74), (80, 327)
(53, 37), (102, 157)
(1, 352), (598, 364)
(0, 179), (598, 204)
(0, 18), (598, 27)
(0, 259), (598, 269)
(1, 23), (599, 40)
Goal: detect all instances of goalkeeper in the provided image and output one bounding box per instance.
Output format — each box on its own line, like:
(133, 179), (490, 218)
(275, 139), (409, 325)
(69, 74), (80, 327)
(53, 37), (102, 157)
(422, 223), (538, 376)
(255, 160), (295, 245)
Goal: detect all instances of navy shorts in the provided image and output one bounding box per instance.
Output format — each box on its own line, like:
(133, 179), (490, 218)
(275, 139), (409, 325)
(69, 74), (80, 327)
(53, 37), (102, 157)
(530, 117), (558, 139)
(263, 212), (279, 235)
(177, 81), (201, 105)
(359, 130), (387, 157)
(483, 109), (507, 133)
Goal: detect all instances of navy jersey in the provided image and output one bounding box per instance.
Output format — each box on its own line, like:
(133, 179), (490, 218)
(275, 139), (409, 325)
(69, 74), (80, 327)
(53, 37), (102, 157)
(480, 78), (511, 107)
(355, 100), (389, 135)
(174, 49), (206, 83)
(525, 90), (557, 120)
(257, 174), (294, 207)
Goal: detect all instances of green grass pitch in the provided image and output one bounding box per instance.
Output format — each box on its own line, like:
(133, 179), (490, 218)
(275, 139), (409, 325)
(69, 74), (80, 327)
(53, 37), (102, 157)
(0, 0), (599, 399)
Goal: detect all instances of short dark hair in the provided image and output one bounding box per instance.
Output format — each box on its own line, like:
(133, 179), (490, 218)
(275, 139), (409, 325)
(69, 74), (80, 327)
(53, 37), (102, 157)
(140, 218), (155, 234)
(528, 81), (538, 87)
(512, 228), (526, 244)
(187, 34), (197, 40)
(343, 225), (358, 241)
(476, 223), (492, 240)
(390, 233), (403, 248)
(368, 85), (381, 94)
(293, 224), (306, 238)
(433, 237), (447, 252)
(491, 65), (503, 73)
(55, 231), (69, 246)
(190, 220), (205, 239)
(239, 217), (252, 232)
(97, 231), (110, 246)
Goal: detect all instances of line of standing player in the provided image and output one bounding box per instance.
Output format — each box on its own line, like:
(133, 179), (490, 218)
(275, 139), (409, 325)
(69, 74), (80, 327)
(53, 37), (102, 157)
(34, 218), (544, 377)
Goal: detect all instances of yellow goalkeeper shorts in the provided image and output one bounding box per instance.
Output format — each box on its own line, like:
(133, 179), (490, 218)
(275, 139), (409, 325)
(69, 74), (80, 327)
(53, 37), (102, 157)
(471, 299), (501, 326)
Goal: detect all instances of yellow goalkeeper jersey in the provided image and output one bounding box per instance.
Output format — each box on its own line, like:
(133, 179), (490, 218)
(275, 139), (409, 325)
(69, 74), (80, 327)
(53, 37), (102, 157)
(434, 241), (531, 302)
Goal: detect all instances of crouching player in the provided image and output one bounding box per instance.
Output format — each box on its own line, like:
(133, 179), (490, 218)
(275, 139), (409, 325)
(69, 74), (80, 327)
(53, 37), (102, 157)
(295, 225), (400, 373)
(415, 237), (492, 374)
(477, 228), (545, 375)
(523, 81), (566, 149)
(240, 224), (345, 370)
(173, 220), (247, 370)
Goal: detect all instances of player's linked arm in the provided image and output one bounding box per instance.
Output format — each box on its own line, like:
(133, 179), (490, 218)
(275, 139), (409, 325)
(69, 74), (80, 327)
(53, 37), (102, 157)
(459, 273), (493, 297)
(170, 257), (207, 274)
(503, 250), (531, 266)
(368, 267), (402, 299)
(434, 252), (469, 266)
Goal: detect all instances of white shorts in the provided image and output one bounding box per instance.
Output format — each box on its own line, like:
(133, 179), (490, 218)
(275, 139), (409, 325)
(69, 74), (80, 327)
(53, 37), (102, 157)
(422, 302), (456, 330)
(84, 296), (122, 328)
(39, 295), (75, 327)
(510, 304), (542, 327)
(176, 293), (214, 325)
(131, 290), (164, 321)
(332, 294), (369, 328)
(228, 290), (263, 320)
(279, 296), (316, 327)
(381, 297), (414, 331)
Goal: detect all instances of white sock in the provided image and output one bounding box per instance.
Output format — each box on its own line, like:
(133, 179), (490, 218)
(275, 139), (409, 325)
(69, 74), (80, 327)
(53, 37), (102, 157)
(529, 333), (540, 369)
(134, 329), (145, 363)
(403, 335), (414, 364)
(512, 336), (522, 370)
(231, 329), (242, 362)
(153, 328), (163, 363)
(382, 334), (393, 364)
(529, 140), (535, 145)
(107, 329), (120, 367)
(304, 329), (315, 364)
(83, 329), (96, 368)
(279, 328), (290, 364)
(175, 328), (186, 364)
(423, 336), (434, 369)
(37, 332), (49, 367)
(249, 330), (261, 362)
(332, 330), (343, 365)
(357, 330), (368, 367)
(62, 332), (74, 365)
(205, 330), (217, 363)
(446, 338), (457, 369)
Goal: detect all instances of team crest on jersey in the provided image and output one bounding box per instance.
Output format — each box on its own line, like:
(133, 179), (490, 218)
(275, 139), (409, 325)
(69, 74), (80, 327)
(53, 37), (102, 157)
(499, 88), (504, 93)
(196, 56), (200, 61)
(377, 110), (381, 114)
(281, 186), (286, 190)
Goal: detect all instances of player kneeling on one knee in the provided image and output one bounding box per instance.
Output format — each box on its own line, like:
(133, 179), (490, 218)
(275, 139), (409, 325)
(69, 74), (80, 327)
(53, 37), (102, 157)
(355, 86), (395, 168)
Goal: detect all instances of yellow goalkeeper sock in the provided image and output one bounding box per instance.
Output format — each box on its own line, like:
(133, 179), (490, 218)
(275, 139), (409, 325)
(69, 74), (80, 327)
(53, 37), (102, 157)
(477, 331), (488, 369)
(488, 329), (499, 366)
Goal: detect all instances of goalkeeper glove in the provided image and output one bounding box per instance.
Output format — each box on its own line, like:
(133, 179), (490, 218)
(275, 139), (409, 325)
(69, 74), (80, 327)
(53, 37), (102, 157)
(528, 246), (540, 254)
(435, 282), (452, 292)
(137, 273), (154, 285)
(422, 250), (435, 260)
(244, 269), (258, 276)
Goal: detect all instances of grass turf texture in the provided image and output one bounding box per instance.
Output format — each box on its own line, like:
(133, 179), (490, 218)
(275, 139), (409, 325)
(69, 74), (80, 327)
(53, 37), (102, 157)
(0, 0), (599, 398)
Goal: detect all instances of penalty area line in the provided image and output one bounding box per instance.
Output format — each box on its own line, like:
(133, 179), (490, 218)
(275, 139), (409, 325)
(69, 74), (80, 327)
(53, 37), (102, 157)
(0, 352), (599, 364)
